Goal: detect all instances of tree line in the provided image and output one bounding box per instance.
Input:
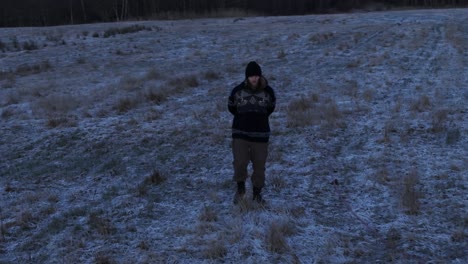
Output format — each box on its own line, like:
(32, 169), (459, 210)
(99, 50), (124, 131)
(1, 0), (466, 27)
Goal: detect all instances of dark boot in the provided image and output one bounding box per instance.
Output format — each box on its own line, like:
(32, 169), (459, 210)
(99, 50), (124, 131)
(233, 181), (246, 204)
(253, 186), (266, 204)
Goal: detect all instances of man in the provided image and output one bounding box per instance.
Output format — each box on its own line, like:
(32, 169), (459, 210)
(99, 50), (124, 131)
(228, 61), (276, 204)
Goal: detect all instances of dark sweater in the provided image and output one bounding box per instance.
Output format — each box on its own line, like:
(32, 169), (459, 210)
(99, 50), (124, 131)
(228, 78), (276, 142)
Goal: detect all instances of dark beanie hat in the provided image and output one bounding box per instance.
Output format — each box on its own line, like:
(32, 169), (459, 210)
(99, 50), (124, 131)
(245, 61), (262, 78)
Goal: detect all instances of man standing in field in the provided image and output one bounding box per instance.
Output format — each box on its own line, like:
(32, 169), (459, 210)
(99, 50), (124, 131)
(228, 61), (276, 204)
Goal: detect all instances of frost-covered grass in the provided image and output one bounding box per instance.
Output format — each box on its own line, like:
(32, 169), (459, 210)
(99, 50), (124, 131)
(0, 8), (467, 263)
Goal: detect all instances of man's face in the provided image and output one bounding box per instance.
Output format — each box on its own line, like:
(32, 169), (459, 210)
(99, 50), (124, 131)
(248, 75), (260, 87)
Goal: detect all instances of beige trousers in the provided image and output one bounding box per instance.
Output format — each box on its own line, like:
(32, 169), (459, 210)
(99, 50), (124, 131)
(232, 138), (268, 188)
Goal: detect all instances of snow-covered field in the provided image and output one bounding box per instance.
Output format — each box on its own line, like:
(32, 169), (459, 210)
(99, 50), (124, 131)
(1, 8), (467, 263)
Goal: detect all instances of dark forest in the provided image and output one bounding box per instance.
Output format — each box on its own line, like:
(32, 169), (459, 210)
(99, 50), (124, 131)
(1, 0), (466, 27)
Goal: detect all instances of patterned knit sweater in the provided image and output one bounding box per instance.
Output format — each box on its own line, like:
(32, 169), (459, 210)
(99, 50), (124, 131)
(228, 77), (276, 142)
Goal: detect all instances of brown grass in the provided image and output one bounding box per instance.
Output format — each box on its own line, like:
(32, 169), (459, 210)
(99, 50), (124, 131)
(401, 169), (421, 215)
(277, 49), (287, 59)
(145, 86), (168, 104)
(204, 70), (221, 80)
(16, 210), (36, 230)
(362, 89), (375, 102)
(3, 91), (20, 106)
(0, 71), (16, 88)
(270, 174), (287, 190)
(103, 24), (152, 38)
(88, 212), (116, 235)
(119, 75), (145, 91)
(346, 58), (361, 68)
(286, 93), (319, 127)
(35, 94), (80, 115)
(287, 95), (344, 128)
(288, 206), (306, 219)
(309, 32), (335, 44)
(203, 239), (227, 260)
(374, 167), (391, 185)
(431, 108), (448, 132)
(145, 68), (164, 80)
(450, 229), (466, 242)
(138, 240), (150, 250)
(446, 128), (461, 145)
(410, 95), (432, 112)
(169, 74), (199, 93)
(114, 96), (140, 113)
(199, 205), (218, 222)
(95, 251), (117, 264)
(46, 216), (67, 234)
(446, 23), (464, 53)
(1, 108), (15, 119)
(145, 108), (163, 121)
(385, 227), (402, 249)
(15, 60), (52, 76)
(138, 170), (166, 196)
(265, 218), (296, 253)
(344, 79), (359, 98)
(46, 116), (78, 128)
(145, 170), (166, 185)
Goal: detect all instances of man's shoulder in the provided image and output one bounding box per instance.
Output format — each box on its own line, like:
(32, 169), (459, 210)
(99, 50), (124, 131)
(235, 81), (246, 89)
(264, 85), (275, 95)
(231, 81), (246, 94)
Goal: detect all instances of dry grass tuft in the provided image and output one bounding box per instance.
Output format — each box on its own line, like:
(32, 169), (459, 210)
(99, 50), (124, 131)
(145, 68), (164, 80)
(95, 251), (117, 264)
(1, 108), (15, 119)
(309, 32), (334, 44)
(401, 170), (421, 215)
(385, 227), (402, 249)
(446, 128), (461, 145)
(138, 170), (166, 196)
(431, 108), (448, 132)
(35, 94), (80, 115)
(372, 166), (391, 185)
(346, 58), (361, 68)
(103, 24), (152, 38)
(22, 40), (39, 50)
(235, 198), (257, 213)
(362, 89), (375, 102)
(289, 206), (306, 219)
(203, 239), (227, 260)
(410, 95), (432, 112)
(446, 23), (464, 53)
(46, 116), (78, 128)
(450, 229), (466, 242)
(16, 210), (36, 230)
(199, 205), (218, 222)
(169, 74), (199, 92)
(277, 49), (287, 59)
(342, 79), (359, 98)
(0, 72), (16, 89)
(138, 240), (150, 250)
(270, 174), (287, 189)
(144, 170), (166, 185)
(265, 218), (296, 253)
(88, 212), (116, 235)
(47, 216), (67, 234)
(286, 93), (319, 127)
(144, 86), (168, 104)
(119, 75), (145, 91)
(114, 96), (140, 114)
(204, 70), (221, 80)
(145, 108), (163, 121)
(15, 60), (52, 76)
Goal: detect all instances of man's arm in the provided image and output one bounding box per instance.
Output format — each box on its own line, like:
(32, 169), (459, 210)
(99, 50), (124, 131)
(228, 90), (238, 115)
